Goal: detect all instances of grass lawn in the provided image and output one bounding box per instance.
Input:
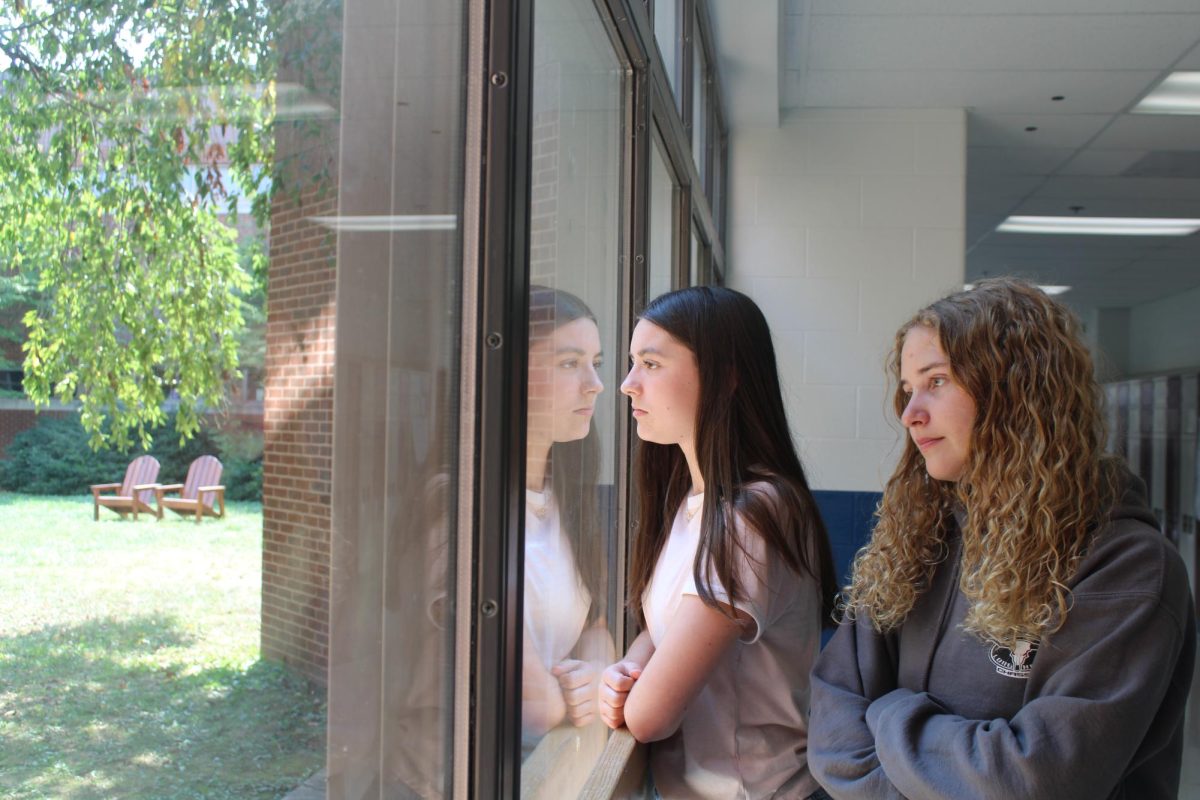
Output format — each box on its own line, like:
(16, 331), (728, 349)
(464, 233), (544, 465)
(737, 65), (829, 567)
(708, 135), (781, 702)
(0, 494), (326, 799)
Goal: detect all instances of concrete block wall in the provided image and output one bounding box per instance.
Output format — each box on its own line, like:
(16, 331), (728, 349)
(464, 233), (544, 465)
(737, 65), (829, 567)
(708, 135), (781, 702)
(727, 108), (967, 495)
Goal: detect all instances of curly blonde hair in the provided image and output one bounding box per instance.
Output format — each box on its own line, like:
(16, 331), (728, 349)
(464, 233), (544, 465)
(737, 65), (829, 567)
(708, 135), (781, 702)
(845, 278), (1120, 648)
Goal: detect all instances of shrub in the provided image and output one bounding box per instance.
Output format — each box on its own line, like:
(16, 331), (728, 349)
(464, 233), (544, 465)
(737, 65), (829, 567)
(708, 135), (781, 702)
(0, 413), (263, 500)
(0, 416), (129, 495)
(211, 425), (264, 502)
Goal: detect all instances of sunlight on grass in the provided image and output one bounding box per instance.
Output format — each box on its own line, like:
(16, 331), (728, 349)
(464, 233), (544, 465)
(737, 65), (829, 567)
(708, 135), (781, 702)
(0, 494), (326, 799)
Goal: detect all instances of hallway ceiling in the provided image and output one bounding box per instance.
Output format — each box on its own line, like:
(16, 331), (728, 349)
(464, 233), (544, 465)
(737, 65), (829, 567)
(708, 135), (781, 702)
(712, 0), (1200, 313)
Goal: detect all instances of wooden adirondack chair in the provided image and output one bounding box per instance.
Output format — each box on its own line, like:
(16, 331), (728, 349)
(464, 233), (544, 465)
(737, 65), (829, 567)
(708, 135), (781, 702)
(154, 455), (226, 523)
(91, 455), (161, 520)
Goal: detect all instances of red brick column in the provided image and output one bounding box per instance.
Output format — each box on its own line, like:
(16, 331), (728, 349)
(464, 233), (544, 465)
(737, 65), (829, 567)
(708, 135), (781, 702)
(261, 184), (336, 685)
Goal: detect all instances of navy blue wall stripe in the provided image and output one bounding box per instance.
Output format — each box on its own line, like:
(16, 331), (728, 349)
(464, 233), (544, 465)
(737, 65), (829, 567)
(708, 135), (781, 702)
(812, 489), (881, 586)
(812, 489), (881, 647)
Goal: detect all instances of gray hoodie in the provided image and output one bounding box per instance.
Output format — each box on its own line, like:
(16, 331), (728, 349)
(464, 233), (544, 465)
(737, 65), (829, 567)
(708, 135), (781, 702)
(808, 475), (1196, 800)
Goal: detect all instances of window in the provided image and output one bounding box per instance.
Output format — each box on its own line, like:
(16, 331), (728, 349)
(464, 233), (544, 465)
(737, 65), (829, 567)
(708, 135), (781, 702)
(712, 130), (728, 242)
(692, 16), (708, 189)
(648, 131), (676, 301)
(326, 1), (467, 796)
(2, 0), (728, 797)
(690, 227), (701, 286)
(522, 0), (626, 791)
(653, 0), (680, 107)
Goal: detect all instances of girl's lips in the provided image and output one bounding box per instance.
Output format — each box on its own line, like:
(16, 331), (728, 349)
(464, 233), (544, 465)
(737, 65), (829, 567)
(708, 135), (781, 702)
(916, 436), (942, 450)
(574, 408), (594, 416)
(631, 408), (647, 418)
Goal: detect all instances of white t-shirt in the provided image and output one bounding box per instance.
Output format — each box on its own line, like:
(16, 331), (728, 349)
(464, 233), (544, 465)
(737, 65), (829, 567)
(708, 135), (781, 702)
(523, 489), (591, 670)
(643, 492), (822, 799)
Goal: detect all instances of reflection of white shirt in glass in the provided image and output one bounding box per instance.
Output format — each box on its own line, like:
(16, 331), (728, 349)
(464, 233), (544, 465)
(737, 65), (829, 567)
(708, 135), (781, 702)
(643, 492), (822, 799)
(524, 489), (591, 671)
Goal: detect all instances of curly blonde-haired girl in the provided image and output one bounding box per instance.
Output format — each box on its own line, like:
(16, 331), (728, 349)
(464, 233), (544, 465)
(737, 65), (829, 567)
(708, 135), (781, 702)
(808, 277), (1195, 800)
(851, 277), (1119, 647)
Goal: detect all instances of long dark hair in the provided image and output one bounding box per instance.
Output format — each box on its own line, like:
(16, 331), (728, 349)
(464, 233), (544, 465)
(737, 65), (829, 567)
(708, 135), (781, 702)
(529, 285), (603, 617)
(626, 286), (837, 628)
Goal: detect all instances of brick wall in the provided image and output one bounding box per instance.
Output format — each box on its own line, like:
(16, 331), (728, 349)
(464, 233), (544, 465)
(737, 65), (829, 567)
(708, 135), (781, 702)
(260, 183), (336, 685)
(0, 405), (73, 456)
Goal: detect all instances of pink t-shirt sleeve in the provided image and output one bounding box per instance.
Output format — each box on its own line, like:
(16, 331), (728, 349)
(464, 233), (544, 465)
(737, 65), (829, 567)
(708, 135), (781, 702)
(682, 515), (772, 643)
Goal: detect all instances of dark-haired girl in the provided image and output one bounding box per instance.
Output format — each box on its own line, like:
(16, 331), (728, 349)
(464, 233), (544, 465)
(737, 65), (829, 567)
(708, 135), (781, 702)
(808, 278), (1195, 799)
(521, 285), (611, 739)
(599, 286), (838, 799)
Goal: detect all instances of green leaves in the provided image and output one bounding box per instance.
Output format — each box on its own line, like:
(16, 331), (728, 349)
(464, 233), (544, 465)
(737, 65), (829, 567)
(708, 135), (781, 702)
(0, 0), (287, 450)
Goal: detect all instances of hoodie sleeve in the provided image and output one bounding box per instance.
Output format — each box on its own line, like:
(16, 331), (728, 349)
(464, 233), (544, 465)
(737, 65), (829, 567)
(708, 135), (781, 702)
(863, 531), (1194, 800)
(808, 614), (907, 799)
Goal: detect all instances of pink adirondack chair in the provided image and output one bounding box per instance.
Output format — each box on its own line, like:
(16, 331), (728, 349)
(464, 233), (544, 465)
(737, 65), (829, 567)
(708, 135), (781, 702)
(154, 455), (226, 523)
(91, 455), (161, 520)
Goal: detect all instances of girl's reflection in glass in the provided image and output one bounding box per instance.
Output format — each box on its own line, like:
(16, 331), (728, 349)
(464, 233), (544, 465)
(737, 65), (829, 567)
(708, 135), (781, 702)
(521, 286), (612, 750)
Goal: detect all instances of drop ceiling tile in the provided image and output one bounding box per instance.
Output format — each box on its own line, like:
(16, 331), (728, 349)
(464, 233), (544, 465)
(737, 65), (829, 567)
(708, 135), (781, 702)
(1031, 175), (1200, 200)
(967, 215), (1005, 243)
(968, 112), (1113, 148)
(1090, 114), (1200, 150)
(807, 0), (1200, 14)
(968, 174), (1047, 196)
(1012, 195), (1200, 217)
(968, 146), (1077, 175)
(1177, 46), (1200, 70)
(1088, 261), (1200, 297)
(1057, 149), (1149, 175)
(967, 177), (1045, 215)
(804, 15), (1199, 72)
(795, 69), (1158, 114)
(978, 232), (1186, 256)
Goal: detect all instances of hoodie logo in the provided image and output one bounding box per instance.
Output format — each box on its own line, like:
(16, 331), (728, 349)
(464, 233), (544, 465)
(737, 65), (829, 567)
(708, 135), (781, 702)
(989, 639), (1038, 679)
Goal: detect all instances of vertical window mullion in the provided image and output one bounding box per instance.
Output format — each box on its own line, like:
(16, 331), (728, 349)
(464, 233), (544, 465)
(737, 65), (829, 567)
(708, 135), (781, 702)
(473, 0), (534, 795)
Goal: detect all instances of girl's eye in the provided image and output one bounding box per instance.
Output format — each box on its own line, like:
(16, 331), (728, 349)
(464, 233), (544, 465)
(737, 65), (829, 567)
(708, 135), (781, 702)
(930, 376), (946, 389)
(593, 358), (604, 369)
(643, 360), (659, 370)
(559, 359), (578, 370)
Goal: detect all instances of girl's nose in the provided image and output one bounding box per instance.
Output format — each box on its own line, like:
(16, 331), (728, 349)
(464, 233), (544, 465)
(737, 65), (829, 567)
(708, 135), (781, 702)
(583, 364), (603, 395)
(901, 394), (926, 428)
(620, 371), (637, 396)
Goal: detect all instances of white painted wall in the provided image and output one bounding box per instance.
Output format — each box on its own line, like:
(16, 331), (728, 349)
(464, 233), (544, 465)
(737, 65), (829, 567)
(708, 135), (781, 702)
(727, 108), (966, 492)
(1128, 284), (1200, 376)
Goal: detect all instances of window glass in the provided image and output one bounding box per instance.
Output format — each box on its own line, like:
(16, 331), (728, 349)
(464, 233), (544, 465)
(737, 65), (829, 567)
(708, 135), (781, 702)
(524, 0), (623, 792)
(329, 1), (468, 797)
(654, 0), (679, 105)
(690, 227), (701, 286)
(649, 133), (676, 301)
(713, 132), (727, 242)
(692, 25), (708, 190)
(0, 1), (469, 799)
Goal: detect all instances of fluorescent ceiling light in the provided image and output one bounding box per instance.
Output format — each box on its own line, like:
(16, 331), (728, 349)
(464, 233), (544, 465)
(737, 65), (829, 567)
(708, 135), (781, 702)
(964, 283), (1071, 296)
(307, 214), (458, 231)
(1133, 72), (1200, 115)
(996, 215), (1200, 236)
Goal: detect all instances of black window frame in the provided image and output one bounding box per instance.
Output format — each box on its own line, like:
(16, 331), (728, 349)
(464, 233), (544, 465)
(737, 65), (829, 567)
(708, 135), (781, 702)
(466, 0), (730, 794)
